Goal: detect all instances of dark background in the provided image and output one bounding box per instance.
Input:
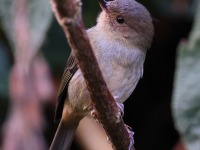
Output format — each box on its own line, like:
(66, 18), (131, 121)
(0, 0), (194, 149)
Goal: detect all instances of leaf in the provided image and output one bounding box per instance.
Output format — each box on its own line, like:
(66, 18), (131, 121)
(172, 1), (200, 149)
(0, 0), (53, 54)
(0, 42), (10, 99)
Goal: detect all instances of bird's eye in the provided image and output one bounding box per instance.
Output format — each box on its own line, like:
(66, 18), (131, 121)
(116, 16), (125, 24)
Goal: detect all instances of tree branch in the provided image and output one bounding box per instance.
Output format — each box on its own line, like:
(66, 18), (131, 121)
(50, 0), (134, 149)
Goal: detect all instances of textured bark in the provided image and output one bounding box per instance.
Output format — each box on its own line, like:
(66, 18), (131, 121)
(50, 0), (134, 149)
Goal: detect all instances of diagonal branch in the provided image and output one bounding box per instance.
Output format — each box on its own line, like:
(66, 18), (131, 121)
(50, 0), (134, 149)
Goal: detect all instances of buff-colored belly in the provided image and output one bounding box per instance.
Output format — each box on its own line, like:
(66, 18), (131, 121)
(67, 62), (141, 111)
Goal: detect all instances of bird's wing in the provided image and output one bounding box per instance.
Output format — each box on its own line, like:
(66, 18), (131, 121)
(54, 52), (79, 122)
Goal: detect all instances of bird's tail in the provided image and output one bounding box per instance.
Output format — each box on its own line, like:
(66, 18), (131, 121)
(49, 118), (79, 150)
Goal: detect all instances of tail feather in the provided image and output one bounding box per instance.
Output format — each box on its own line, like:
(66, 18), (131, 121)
(49, 119), (79, 150)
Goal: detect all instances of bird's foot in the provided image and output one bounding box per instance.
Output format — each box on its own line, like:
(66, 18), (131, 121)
(125, 124), (134, 150)
(116, 102), (124, 118)
(90, 108), (99, 123)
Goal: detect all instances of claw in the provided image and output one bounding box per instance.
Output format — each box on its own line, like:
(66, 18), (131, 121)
(91, 109), (99, 123)
(116, 102), (124, 117)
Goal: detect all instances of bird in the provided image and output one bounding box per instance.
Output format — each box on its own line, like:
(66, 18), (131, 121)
(49, 0), (154, 149)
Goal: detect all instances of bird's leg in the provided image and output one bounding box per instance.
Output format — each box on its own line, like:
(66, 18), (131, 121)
(114, 95), (124, 118)
(115, 98), (134, 150)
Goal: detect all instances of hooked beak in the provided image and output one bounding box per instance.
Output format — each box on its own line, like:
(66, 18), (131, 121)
(98, 0), (109, 12)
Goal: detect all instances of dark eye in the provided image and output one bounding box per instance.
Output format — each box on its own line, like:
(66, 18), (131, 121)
(116, 16), (125, 24)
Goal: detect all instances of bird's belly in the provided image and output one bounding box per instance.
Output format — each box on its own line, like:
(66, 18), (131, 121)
(67, 62), (141, 112)
(103, 65), (140, 103)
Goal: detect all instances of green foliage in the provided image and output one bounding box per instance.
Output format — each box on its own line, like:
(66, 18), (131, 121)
(172, 1), (200, 149)
(0, 0), (53, 99)
(0, 0), (53, 52)
(0, 0), (100, 98)
(0, 43), (10, 99)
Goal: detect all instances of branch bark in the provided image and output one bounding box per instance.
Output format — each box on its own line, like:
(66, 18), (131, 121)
(50, 0), (134, 149)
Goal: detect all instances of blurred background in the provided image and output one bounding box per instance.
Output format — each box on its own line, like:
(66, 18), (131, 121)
(0, 0), (200, 150)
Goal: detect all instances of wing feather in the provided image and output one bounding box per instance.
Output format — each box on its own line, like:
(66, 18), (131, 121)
(54, 52), (79, 122)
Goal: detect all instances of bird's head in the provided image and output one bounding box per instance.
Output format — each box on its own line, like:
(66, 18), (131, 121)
(97, 0), (154, 51)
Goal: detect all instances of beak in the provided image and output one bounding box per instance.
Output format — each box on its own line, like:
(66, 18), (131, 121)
(98, 0), (108, 12)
